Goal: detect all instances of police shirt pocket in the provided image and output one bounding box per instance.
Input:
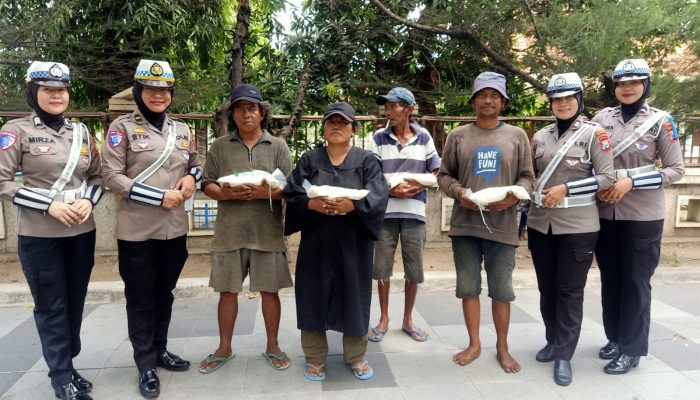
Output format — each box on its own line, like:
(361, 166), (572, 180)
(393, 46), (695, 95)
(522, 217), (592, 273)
(29, 144), (57, 156)
(566, 146), (586, 159)
(130, 142), (155, 152)
(573, 247), (594, 263)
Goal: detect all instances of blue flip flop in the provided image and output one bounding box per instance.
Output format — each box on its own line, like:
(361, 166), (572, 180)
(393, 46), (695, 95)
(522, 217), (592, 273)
(402, 328), (429, 342)
(303, 362), (326, 381)
(349, 361), (374, 380)
(368, 326), (387, 343)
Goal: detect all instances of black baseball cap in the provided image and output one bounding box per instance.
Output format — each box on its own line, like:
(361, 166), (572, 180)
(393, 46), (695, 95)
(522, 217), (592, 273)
(231, 83), (263, 104)
(323, 101), (355, 122)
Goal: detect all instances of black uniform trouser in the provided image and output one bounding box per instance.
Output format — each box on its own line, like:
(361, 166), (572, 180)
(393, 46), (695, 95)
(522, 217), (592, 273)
(596, 219), (663, 357)
(118, 235), (188, 372)
(18, 230), (96, 387)
(528, 228), (597, 361)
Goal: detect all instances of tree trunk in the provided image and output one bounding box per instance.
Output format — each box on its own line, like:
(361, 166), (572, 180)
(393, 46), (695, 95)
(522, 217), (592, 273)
(214, 0), (251, 137)
(278, 60), (313, 140)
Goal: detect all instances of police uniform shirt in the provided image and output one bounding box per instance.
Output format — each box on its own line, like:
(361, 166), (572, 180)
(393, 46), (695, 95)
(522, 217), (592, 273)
(527, 117), (614, 235)
(0, 114), (103, 237)
(101, 110), (201, 241)
(592, 103), (684, 221)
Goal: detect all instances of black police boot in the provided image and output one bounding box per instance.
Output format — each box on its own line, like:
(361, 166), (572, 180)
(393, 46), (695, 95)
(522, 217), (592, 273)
(139, 368), (160, 398)
(598, 341), (620, 360)
(553, 359), (572, 386)
(54, 382), (93, 400)
(71, 370), (93, 393)
(604, 354), (640, 375)
(535, 343), (554, 362)
(157, 350), (191, 371)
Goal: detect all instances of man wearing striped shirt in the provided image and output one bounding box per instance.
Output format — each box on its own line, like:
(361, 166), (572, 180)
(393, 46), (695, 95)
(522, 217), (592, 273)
(367, 87), (441, 343)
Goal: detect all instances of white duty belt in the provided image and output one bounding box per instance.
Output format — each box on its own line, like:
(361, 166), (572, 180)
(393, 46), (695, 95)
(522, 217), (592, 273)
(532, 192), (595, 208)
(613, 164), (656, 181)
(533, 124), (595, 209)
(26, 122), (87, 203)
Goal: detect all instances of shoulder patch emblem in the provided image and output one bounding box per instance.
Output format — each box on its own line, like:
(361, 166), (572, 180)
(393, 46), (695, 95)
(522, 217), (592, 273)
(598, 135), (612, 151)
(0, 131), (17, 150)
(108, 130), (124, 147)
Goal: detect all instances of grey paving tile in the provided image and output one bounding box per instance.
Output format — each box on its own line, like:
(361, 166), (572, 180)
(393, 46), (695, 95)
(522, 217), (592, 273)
(243, 354), (322, 396)
(0, 307), (32, 339)
(321, 352), (396, 391)
(248, 392), (323, 400)
(474, 380), (564, 400)
(89, 366), (141, 400)
(649, 333), (700, 371)
(617, 371), (700, 400)
(682, 370), (700, 383)
(160, 350), (247, 399)
(0, 313), (42, 373)
(457, 347), (550, 383)
(655, 316), (700, 342)
(0, 373), (23, 399)
(324, 387), (403, 400)
(72, 303), (128, 369)
(416, 290), (535, 327)
(653, 284), (700, 316)
(0, 371), (53, 400)
(169, 296), (259, 338)
(386, 350), (462, 388)
(401, 382), (484, 400)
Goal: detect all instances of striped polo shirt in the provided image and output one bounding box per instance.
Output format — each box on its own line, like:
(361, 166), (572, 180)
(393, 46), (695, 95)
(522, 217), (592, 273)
(370, 122), (441, 221)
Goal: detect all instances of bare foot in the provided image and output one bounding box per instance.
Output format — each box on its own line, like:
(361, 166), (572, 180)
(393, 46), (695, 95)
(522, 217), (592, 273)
(497, 348), (521, 373)
(453, 345), (481, 366)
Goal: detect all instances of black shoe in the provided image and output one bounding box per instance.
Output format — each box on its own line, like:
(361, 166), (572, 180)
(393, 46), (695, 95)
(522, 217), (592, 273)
(71, 370), (93, 393)
(604, 354), (640, 375)
(553, 359), (572, 386)
(54, 382), (93, 400)
(598, 341), (620, 360)
(139, 368), (160, 398)
(157, 350), (191, 371)
(536, 343), (554, 362)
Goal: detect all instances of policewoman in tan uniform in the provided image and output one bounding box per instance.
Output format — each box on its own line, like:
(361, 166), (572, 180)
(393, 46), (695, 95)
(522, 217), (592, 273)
(527, 73), (614, 386)
(101, 60), (202, 398)
(0, 62), (102, 400)
(592, 59), (684, 374)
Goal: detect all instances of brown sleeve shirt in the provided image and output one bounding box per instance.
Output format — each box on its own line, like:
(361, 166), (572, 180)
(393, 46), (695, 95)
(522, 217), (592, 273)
(437, 122), (536, 246)
(202, 129), (293, 253)
(592, 104), (685, 221)
(527, 118), (614, 235)
(0, 114), (103, 237)
(100, 110), (201, 241)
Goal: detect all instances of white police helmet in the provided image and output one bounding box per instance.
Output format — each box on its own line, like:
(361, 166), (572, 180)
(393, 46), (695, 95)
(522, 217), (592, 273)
(546, 72), (583, 99)
(134, 59), (175, 87)
(612, 59), (651, 82)
(25, 61), (70, 87)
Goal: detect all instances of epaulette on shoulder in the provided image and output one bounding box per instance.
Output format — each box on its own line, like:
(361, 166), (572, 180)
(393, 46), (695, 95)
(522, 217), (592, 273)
(3, 116), (29, 126)
(113, 113), (133, 123)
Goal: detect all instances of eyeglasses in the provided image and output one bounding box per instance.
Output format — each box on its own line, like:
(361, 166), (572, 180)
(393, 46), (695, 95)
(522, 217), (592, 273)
(142, 86), (172, 95)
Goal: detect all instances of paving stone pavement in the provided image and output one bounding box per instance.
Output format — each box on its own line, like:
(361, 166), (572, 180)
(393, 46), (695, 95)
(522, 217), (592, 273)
(0, 284), (699, 400)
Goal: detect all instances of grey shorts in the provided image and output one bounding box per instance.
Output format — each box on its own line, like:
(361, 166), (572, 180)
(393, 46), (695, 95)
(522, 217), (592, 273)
(373, 219), (426, 283)
(210, 249), (293, 293)
(451, 236), (516, 302)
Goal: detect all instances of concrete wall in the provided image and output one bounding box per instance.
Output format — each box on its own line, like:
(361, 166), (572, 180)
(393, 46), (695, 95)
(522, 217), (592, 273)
(1, 171), (698, 253)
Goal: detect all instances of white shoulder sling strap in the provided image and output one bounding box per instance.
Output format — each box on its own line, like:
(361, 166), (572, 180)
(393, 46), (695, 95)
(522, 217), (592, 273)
(534, 124), (593, 195)
(612, 111), (667, 158)
(133, 123), (177, 184)
(48, 122), (84, 198)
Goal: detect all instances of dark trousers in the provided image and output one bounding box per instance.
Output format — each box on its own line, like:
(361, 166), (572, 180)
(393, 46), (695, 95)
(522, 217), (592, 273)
(18, 230), (96, 387)
(596, 219), (663, 356)
(528, 228), (597, 361)
(118, 235), (188, 371)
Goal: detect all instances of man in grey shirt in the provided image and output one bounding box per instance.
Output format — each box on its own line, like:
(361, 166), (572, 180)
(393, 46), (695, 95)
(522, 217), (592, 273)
(438, 72), (535, 373)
